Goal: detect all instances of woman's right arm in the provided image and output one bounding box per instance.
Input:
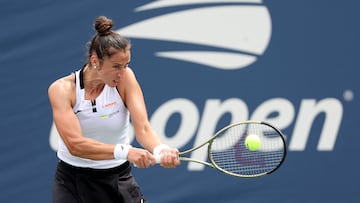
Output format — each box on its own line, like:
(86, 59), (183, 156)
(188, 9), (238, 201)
(48, 76), (116, 160)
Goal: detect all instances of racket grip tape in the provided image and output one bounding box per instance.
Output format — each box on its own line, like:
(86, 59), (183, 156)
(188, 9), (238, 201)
(153, 155), (180, 164)
(154, 155), (161, 164)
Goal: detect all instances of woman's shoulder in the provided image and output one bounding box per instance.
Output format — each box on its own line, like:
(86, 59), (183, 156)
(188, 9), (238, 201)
(48, 73), (76, 97)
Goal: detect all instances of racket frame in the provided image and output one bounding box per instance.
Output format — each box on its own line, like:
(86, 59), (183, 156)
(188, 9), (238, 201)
(178, 120), (287, 178)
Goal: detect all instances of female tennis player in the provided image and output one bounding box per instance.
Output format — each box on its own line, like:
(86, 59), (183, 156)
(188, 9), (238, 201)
(48, 16), (180, 203)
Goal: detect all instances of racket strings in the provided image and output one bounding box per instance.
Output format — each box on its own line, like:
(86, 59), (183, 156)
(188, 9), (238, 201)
(209, 123), (285, 177)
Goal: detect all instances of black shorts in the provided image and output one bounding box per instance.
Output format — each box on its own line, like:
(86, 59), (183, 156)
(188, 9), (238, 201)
(52, 160), (147, 203)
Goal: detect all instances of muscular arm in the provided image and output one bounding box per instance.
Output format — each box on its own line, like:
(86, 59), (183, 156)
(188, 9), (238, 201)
(120, 68), (162, 152)
(121, 68), (180, 167)
(48, 75), (115, 160)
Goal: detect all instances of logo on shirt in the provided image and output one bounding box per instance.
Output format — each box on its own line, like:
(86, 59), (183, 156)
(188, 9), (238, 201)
(103, 101), (117, 108)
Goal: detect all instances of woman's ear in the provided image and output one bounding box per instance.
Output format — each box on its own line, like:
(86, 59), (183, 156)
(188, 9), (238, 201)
(90, 55), (98, 67)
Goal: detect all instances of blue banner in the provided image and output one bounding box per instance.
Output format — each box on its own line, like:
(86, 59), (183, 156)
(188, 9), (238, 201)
(0, 0), (359, 202)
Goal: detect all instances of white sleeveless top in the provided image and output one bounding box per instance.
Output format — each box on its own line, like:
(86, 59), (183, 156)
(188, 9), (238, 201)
(57, 68), (130, 169)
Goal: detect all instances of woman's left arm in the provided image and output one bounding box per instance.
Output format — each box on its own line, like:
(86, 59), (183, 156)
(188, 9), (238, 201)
(120, 68), (180, 167)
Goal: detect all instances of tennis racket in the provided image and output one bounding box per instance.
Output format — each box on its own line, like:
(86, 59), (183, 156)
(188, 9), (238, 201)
(157, 121), (287, 178)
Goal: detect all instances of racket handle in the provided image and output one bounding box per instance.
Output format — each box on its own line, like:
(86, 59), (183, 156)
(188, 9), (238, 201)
(154, 155), (161, 164)
(153, 155), (180, 164)
(133, 155), (161, 167)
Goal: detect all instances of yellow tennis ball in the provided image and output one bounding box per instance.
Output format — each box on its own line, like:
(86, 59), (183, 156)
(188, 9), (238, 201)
(245, 134), (261, 151)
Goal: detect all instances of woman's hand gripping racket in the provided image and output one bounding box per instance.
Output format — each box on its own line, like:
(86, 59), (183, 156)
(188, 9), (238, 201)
(155, 121), (287, 178)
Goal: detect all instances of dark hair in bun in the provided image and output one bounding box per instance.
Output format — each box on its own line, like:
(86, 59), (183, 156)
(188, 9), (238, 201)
(87, 16), (131, 63)
(94, 16), (113, 36)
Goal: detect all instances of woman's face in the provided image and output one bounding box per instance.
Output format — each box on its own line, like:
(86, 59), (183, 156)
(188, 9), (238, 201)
(98, 49), (131, 87)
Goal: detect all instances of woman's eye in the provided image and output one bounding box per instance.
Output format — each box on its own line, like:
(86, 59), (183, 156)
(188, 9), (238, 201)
(113, 63), (129, 69)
